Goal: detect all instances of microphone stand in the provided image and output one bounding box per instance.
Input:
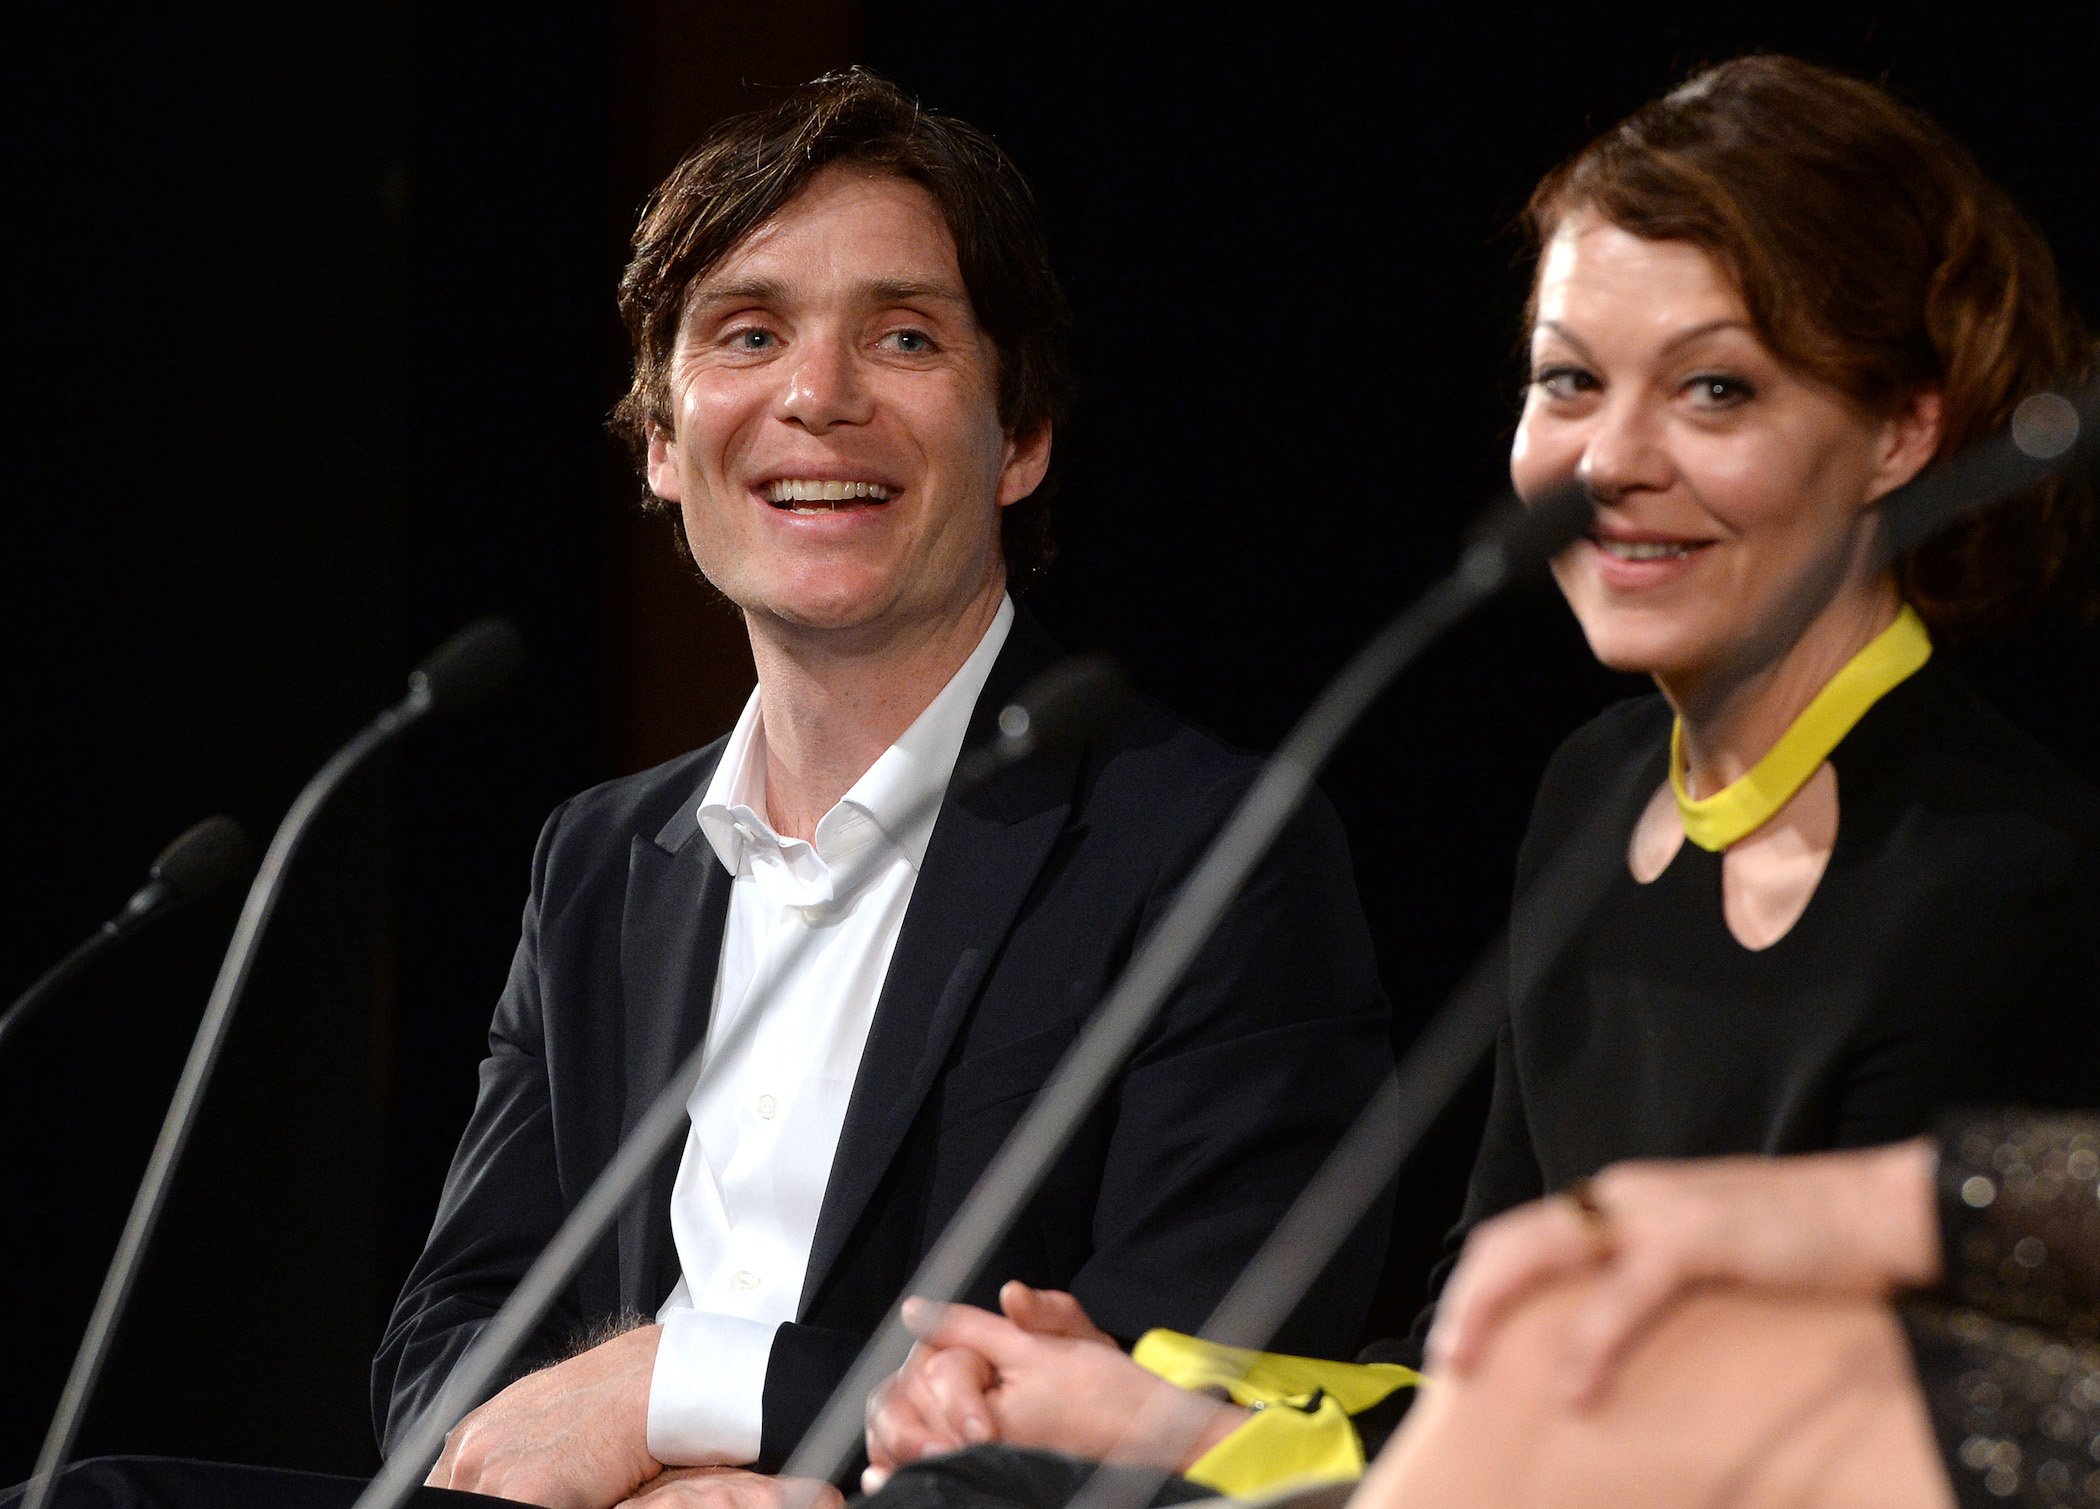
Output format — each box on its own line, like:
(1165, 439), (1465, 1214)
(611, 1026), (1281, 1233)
(22, 621), (521, 1509)
(350, 656), (1126, 1509)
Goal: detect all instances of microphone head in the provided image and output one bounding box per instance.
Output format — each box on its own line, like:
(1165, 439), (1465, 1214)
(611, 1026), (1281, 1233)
(148, 814), (254, 906)
(993, 655), (1130, 758)
(407, 618), (525, 716)
(1462, 480), (1596, 590)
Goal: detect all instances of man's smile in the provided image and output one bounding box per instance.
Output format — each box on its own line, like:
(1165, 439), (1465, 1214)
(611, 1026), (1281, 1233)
(763, 477), (897, 512)
(768, 478), (898, 507)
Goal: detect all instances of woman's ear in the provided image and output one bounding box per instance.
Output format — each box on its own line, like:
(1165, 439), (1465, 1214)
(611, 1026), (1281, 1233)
(1864, 388), (1943, 506)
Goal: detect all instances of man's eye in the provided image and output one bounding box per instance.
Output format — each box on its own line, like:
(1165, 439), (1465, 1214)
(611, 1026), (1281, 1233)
(883, 329), (935, 354)
(729, 328), (776, 351)
(1532, 366), (1596, 401)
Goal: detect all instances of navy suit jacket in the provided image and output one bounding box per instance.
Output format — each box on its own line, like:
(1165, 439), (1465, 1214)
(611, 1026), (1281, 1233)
(373, 613), (1393, 1473)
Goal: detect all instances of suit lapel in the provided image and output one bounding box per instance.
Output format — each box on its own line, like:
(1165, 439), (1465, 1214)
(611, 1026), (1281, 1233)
(799, 614), (1079, 1312)
(616, 773), (731, 1311)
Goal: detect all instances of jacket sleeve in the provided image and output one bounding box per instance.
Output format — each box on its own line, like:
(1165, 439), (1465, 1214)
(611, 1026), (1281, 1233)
(1070, 780), (1395, 1358)
(370, 800), (585, 1457)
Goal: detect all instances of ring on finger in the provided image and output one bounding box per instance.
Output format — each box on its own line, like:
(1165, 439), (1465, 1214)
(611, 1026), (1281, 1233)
(1560, 1177), (1614, 1257)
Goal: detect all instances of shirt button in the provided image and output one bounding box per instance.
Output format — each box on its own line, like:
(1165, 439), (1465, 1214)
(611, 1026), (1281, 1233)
(732, 1270), (760, 1291)
(756, 1094), (778, 1119)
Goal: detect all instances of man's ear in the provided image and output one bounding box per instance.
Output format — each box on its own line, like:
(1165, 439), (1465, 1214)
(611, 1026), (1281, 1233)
(1865, 388), (1942, 506)
(995, 421), (1053, 508)
(645, 424), (683, 504)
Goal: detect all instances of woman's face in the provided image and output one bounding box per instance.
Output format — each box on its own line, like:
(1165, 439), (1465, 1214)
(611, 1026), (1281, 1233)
(1511, 213), (1938, 696)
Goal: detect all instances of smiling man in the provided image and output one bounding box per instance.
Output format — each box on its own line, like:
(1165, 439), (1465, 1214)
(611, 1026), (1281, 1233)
(373, 71), (1392, 1509)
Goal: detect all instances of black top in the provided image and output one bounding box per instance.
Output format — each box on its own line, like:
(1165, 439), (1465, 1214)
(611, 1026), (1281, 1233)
(1458, 657), (2100, 1232)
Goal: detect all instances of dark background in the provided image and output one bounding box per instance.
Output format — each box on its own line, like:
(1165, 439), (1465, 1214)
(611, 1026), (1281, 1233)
(7, 0), (2096, 1481)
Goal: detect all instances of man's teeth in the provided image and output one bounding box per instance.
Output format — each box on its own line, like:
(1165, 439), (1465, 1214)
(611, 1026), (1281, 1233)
(765, 479), (893, 506)
(1596, 538), (1704, 561)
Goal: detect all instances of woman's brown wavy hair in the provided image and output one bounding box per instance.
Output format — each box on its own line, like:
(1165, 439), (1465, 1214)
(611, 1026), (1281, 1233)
(1527, 54), (2096, 637)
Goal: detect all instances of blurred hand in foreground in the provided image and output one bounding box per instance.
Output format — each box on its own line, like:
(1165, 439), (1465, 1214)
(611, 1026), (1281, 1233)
(1427, 1139), (1941, 1405)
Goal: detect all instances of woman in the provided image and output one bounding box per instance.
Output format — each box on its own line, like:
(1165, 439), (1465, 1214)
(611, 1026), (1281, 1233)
(1369, 1109), (2100, 1507)
(862, 53), (2100, 1500)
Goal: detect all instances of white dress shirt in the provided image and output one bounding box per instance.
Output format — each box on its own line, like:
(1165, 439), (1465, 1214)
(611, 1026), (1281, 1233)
(647, 597), (1014, 1465)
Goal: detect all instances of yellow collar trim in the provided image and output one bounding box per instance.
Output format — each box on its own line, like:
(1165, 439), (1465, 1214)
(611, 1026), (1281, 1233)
(1671, 604), (1932, 852)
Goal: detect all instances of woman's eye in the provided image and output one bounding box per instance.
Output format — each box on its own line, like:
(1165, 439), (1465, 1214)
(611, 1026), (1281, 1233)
(1686, 373), (1754, 407)
(1532, 366), (1596, 401)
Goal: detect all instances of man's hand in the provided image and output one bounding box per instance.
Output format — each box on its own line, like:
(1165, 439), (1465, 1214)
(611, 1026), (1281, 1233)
(1426, 1140), (1941, 1406)
(617, 1467), (842, 1509)
(863, 1283), (1245, 1492)
(427, 1322), (666, 1509)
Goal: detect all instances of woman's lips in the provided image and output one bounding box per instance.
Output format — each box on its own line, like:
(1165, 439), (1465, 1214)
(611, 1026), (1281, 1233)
(1582, 533), (1716, 589)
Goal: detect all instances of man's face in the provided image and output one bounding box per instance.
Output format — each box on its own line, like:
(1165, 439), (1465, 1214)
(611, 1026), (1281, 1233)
(646, 167), (1049, 648)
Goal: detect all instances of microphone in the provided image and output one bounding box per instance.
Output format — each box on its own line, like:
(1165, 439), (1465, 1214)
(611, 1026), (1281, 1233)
(350, 654), (1129, 1509)
(23, 619), (524, 1509)
(775, 482), (1596, 1493)
(0, 816), (254, 1058)
(407, 617), (528, 718)
(1873, 378), (2100, 564)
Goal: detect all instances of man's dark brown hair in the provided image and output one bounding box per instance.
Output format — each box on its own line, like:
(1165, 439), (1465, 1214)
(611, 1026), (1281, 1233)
(612, 67), (1073, 585)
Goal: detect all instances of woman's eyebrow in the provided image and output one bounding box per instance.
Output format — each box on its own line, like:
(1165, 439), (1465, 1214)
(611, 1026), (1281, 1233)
(1655, 318), (1756, 357)
(1532, 320), (1595, 362)
(1531, 317), (1756, 362)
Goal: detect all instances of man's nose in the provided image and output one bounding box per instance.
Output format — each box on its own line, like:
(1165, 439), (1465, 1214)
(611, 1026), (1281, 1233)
(1576, 398), (1671, 502)
(778, 333), (874, 432)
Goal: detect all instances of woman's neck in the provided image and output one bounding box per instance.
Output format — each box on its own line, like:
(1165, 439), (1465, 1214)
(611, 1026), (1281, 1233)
(1664, 577), (1902, 798)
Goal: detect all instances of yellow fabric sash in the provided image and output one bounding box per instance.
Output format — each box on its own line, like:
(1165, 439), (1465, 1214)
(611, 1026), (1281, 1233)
(1131, 1329), (1420, 1496)
(1672, 604), (1932, 852)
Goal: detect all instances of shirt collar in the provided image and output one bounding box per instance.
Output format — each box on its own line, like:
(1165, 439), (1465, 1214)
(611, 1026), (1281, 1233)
(697, 596), (1015, 878)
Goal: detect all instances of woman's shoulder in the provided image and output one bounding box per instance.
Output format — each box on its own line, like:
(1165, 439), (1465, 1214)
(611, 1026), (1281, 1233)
(1533, 692), (1673, 809)
(1513, 693), (1673, 883)
(1848, 659), (2100, 835)
(1838, 659), (2100, 908)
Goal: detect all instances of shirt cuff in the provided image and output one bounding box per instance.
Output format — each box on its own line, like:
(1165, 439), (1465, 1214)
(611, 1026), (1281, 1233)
(647, 1307), (780, 1465)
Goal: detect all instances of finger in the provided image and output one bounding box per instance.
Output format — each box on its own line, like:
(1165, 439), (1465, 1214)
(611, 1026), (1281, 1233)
(870, 1375), (953, 1465)
(861, 1466), (892, 1495)
(900, 1297), (1032, 1366)
(999, 1282), (1111, 1343)
(919, 1346), (997, 1444)
(1562, 1259), (1684, 1406)
(1429, 1202), (1602, 1376)
(865, 1374), (902, 1470)
(426, 1429), (460, 1489)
